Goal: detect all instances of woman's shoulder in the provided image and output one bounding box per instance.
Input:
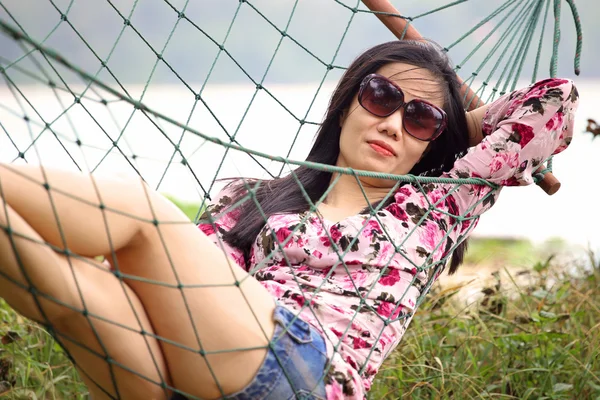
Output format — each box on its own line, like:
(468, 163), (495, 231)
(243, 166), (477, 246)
(199, 178), (254, 221)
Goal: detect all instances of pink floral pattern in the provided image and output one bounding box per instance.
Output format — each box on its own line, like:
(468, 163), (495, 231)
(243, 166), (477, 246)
(197, 79), (578, 399)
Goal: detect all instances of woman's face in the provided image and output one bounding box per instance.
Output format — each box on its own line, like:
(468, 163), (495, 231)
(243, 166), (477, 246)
(337, 62), (445, 188)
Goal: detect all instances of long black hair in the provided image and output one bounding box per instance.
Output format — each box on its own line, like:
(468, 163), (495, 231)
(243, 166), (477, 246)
(222, 39), (470, 275)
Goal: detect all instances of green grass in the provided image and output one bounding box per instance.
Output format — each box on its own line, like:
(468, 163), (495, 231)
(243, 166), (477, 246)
(1, 197), (598, 399)
(163, 195), (205, 222)
(0, 302), (87, 399)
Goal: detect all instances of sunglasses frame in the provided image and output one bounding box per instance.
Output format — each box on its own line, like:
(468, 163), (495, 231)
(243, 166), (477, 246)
(357, 73), (447, 141)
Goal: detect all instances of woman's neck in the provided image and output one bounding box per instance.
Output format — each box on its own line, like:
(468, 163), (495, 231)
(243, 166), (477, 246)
(322, 173), (393, 212)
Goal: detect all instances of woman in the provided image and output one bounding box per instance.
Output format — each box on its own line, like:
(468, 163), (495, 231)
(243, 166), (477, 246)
(0, 40), (578, 400)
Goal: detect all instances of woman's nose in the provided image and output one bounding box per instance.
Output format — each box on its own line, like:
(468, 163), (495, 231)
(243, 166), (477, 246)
(378, 110), (403, 139)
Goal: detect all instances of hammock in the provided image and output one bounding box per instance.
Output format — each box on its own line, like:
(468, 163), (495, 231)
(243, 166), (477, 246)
(0, 0), (583, 398)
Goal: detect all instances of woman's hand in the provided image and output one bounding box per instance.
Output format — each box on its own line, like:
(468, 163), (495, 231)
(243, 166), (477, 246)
(465, 104), (491, 147)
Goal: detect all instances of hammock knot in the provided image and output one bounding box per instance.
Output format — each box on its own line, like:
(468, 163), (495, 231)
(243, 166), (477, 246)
(133, 102), (146, 111)
(533, 168), (551, 183)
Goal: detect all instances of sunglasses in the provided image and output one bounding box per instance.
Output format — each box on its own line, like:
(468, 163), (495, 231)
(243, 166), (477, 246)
(358, 73), (447, 141)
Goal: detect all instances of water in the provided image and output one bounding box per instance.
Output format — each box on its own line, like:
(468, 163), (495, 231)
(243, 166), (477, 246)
(1, 79), (599, 250)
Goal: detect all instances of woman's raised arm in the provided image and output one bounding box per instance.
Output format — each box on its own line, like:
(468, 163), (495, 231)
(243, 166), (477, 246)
(445, 78), (578, 221)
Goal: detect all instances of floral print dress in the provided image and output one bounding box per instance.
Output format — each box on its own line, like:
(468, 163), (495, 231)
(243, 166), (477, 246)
(197, 78), (579, 399)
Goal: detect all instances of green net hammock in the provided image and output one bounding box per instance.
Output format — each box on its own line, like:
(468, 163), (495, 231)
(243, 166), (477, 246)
(0, 0), (583, 399)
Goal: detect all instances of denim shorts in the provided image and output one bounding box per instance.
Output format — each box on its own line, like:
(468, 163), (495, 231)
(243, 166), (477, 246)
(171, 305), (328, 400)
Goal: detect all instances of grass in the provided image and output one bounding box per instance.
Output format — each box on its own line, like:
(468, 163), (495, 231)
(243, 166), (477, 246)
(163, 195), (205, 222)
(0, 198), (598, 399)
(0, 303), (87, 399)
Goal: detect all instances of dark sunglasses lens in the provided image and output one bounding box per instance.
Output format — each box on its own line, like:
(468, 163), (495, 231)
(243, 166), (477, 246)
(404, 101), (444, 140)
(361, 77), (403, 116)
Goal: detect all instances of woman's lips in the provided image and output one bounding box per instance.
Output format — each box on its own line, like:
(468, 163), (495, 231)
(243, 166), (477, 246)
(368, 142), (395, 157)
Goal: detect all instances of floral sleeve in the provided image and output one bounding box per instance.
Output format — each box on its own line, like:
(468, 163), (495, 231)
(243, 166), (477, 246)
(443, 78), (579, 222)
(197, 181), (247, 270)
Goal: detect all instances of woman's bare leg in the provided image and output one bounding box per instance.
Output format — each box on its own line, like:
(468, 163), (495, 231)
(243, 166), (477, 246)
(0, 196), (170, 400)
(0, 164), (277, 399)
